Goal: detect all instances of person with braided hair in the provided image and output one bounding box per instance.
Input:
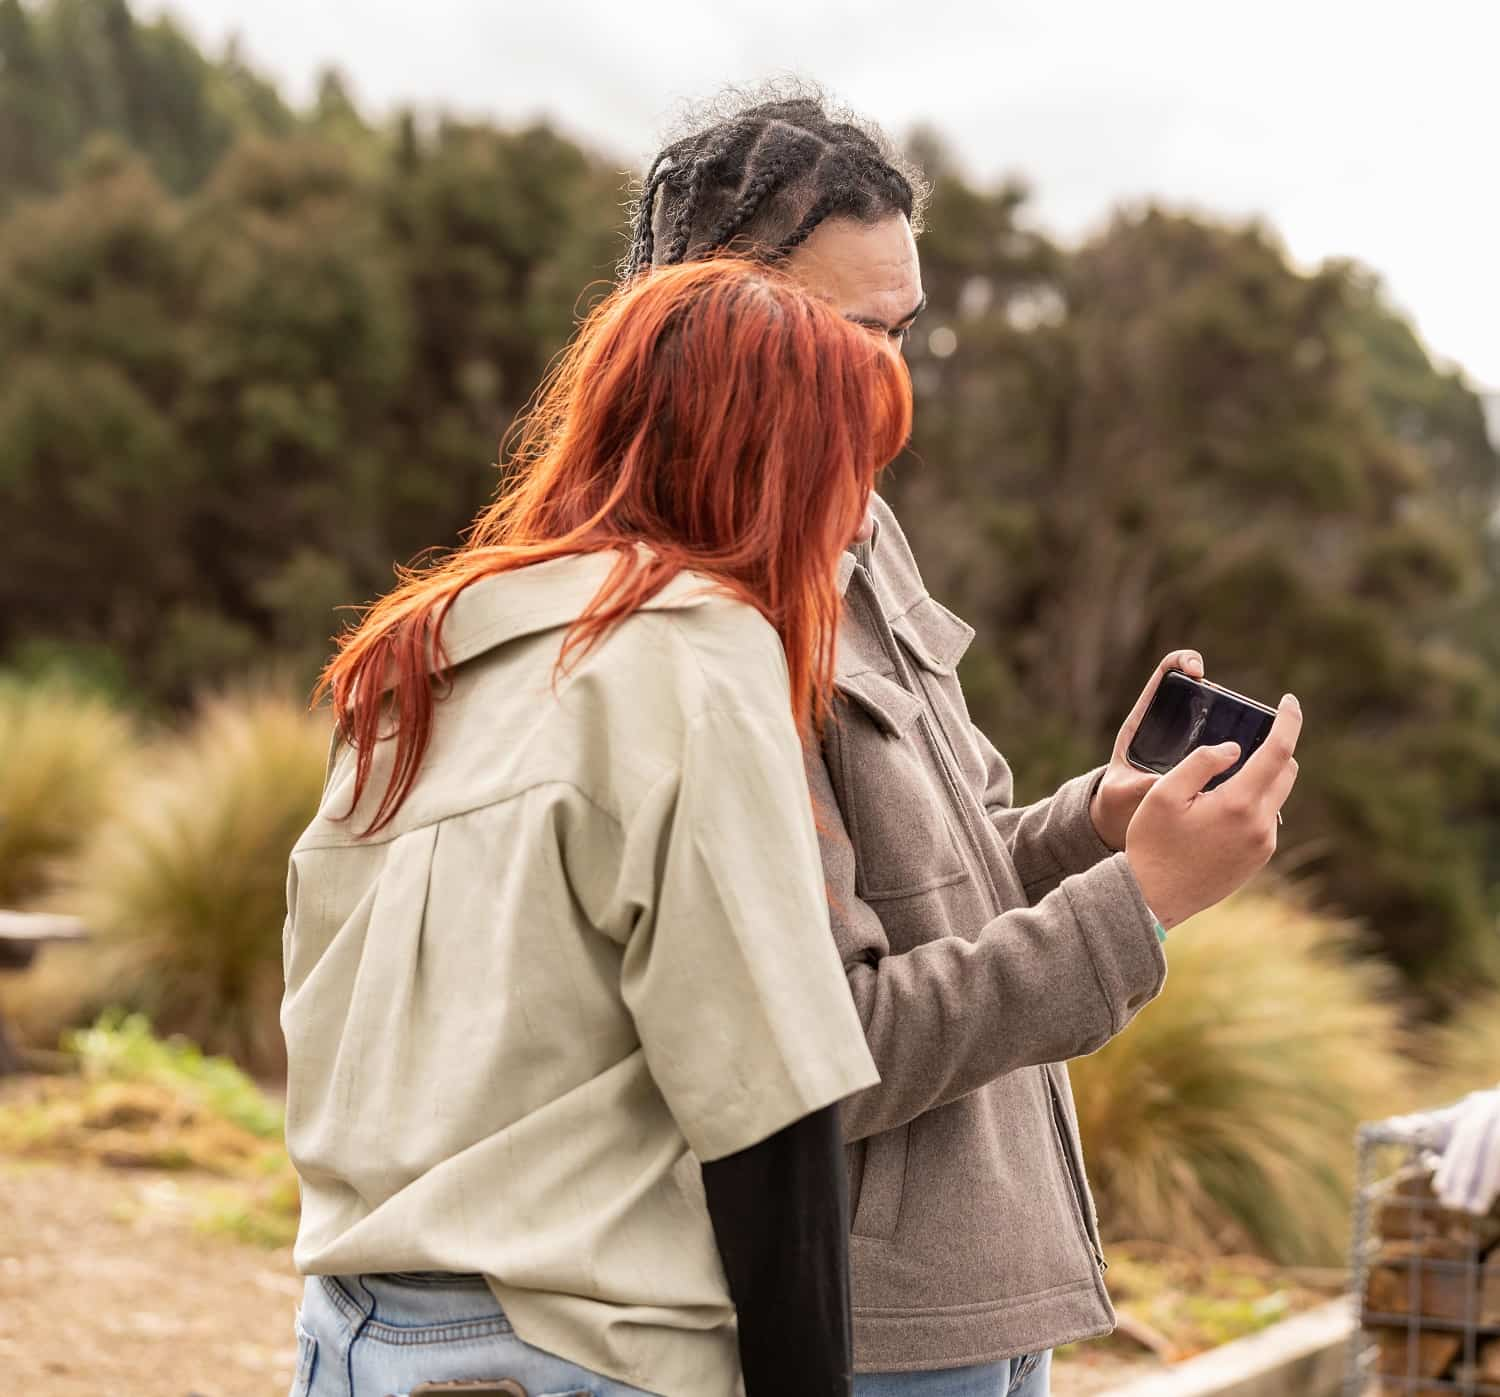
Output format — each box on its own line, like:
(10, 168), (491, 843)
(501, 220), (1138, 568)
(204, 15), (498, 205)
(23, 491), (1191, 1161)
(625, 86), (1303, 1397)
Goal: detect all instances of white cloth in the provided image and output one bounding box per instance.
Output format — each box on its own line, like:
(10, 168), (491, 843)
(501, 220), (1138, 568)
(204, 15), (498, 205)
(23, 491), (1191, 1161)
(1431, 1087), (1500, 1215)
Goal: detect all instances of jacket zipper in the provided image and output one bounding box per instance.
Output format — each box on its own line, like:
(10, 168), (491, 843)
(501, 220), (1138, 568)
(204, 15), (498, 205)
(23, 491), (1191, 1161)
(1046, 1074), (1108, 1274)
(849, 565), (1109, 1277)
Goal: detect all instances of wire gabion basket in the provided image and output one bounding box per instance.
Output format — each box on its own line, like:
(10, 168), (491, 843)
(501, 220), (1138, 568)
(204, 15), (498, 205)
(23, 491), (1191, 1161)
(1346, 1111), (1500, 1395)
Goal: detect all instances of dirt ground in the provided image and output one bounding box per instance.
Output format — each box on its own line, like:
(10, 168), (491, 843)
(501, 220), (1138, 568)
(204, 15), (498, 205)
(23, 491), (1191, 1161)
(0, 1157), (303, 1397)
(0, 1154), (1160, 1397)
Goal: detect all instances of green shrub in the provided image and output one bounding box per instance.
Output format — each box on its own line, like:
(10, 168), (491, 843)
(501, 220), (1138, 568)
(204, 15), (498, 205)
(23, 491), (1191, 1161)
(0, 1013), (300, 1245)
(66, 1008), (284, 1139)
(1069, 888), (1412, 1265)
(0, 677), (136, 905)
(62, 690), (328, 1077)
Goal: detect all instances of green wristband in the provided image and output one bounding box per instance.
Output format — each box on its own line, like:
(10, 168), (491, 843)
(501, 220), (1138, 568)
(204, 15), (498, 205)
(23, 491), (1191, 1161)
(1154, 920), (1168, 944)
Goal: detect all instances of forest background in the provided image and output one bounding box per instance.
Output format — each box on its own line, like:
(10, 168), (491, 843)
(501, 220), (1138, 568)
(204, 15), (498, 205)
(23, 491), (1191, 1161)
(2, 0), (1498, 1000)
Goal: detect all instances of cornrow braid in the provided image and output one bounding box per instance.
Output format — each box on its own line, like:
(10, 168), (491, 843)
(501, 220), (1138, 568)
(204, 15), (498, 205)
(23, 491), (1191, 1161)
(700, 132), (821, 256)
(621, 86), (927, 280)
(665, 149), (717, 266)
(627, 153), (673, 279)
(776, 190), (841, 256)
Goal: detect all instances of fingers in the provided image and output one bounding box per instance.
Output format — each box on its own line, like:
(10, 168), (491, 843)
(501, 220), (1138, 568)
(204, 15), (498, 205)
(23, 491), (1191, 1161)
(1238, 695), (1303, 793)
(1116, 648), (1206, 750)
(1266, 754), (1299, 816)
(1160, 739), (1241, 798)
(1172, 649), (1206, 680)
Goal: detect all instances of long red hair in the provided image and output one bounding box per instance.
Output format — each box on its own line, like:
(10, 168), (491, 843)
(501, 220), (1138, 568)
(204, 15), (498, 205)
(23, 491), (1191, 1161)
(316, 256), (913, 834)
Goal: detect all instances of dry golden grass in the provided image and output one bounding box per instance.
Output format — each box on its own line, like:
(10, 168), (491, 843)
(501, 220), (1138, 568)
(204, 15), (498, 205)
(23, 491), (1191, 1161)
(0, 935), (133, 1053)
(1428, 988), (1500, 1102)
(55, 689), (328, 1077)
(0, 677), (136, 906)
(1069, 886), (1415, 1265)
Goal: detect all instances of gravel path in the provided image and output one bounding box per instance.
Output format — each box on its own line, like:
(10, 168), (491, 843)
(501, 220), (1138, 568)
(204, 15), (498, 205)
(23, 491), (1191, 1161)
(0, 1158), (302, 1397)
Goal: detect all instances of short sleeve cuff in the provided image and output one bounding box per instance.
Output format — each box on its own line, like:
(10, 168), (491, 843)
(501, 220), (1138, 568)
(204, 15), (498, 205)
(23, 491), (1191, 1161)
(686, 1041), (881, 1163)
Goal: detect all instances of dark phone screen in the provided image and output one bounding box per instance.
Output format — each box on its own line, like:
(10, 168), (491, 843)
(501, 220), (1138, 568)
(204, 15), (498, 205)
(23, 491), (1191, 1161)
(1127, 671), (1275, 792)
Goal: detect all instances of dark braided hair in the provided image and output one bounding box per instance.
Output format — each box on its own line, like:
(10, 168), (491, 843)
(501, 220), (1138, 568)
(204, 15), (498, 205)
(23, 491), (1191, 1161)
(621, 85), (928, 281)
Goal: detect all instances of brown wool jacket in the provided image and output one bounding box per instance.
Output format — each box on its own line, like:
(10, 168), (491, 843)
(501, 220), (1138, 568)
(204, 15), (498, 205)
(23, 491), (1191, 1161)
(815, 495), (1168, 1374)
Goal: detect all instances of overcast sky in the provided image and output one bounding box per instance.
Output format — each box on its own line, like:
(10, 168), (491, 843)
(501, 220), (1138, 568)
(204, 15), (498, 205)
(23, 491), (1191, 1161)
(145, 0), (1500, 392)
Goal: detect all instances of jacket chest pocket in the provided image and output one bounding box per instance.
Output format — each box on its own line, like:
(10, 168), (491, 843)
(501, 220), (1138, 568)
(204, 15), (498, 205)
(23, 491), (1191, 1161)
(828, 668), (971, 903)
(889, 595), (990, 799)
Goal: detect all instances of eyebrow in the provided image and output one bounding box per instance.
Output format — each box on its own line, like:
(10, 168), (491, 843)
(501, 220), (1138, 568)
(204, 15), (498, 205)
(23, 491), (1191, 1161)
(846, 293), (927, 334)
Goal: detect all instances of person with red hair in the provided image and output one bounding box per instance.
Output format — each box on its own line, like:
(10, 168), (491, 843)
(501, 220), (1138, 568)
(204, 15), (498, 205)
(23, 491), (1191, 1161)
(279, 258), (912, 1397)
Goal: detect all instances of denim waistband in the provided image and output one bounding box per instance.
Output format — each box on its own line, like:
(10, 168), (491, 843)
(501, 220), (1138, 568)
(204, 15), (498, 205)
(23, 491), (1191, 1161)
(316, 1271), (512, 1345)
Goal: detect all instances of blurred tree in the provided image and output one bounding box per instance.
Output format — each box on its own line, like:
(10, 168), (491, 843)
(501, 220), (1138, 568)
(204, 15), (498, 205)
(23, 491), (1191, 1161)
(0, 0), (59, 193)
(170, 134), (408, 692)
(375, 116), (623, 562)
(0, 0), (295, 208)
(0, 148), (199, 689)
(0, 0), (1495, 987)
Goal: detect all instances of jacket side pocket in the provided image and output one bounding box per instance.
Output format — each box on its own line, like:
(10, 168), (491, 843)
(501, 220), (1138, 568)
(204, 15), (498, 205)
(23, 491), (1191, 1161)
(850, 1123), (909, 1240)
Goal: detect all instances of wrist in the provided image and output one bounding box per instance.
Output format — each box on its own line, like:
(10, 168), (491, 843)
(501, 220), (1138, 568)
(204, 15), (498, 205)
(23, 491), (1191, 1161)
(1125, 852), (1172, 933)
(1089, 776), (1122, 851)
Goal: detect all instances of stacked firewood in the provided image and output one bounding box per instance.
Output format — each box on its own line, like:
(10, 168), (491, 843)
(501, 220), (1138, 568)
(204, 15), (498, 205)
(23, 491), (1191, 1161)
(1361, 1165), (1500, 1391)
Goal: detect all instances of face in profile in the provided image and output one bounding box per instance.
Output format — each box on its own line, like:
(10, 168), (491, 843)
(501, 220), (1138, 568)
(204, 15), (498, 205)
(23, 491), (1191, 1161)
(786, 214), (926, 546)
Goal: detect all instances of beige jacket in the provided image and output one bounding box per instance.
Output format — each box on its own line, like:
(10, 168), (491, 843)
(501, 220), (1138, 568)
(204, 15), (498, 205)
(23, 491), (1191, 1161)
(819, 497), (1167, 1373)
(280, 551), (879, 1397)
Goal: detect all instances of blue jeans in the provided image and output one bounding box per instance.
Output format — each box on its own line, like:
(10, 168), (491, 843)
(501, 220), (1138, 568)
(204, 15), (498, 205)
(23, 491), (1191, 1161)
(290, 1271), (658, 1397)
(854, 1350), (1051, 1397)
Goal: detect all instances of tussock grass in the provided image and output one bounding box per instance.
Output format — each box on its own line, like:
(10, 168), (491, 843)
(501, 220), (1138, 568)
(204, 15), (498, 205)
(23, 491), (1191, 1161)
(60, 689), (328, 1077)
(1429, 989), (1500, 1102)
(0, 677), (136, 905)
(1069, 888), (1413, 1265)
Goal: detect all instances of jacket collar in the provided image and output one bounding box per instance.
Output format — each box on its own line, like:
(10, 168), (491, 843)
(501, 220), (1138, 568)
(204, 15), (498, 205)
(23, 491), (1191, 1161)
(433, 548), (722, 672)
(436, 513), (892, 673)
(839, 509), (884, 597)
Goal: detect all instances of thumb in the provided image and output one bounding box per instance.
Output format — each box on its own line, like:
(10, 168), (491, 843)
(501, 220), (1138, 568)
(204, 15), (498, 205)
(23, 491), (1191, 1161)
(1161, 741), (1241, 798)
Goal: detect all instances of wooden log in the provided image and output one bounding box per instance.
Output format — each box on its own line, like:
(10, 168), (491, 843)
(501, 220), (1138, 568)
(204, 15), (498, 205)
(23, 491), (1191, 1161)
(1477, 1338), (1500, 1380)
(1369, 1326), (1461, 1378)
(1364, 1248), (1500, 1324)
(1375, 1166), (1500, 1249)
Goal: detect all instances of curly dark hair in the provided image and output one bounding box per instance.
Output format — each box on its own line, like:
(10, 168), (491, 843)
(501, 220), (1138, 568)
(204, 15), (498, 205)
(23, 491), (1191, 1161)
(620, 80), (929, 281)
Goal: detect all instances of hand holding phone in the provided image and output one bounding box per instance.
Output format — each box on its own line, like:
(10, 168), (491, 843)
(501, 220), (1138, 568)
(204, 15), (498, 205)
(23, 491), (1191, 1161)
(1126, 671), (1278, 791)
(1124, 685), (1302, 931)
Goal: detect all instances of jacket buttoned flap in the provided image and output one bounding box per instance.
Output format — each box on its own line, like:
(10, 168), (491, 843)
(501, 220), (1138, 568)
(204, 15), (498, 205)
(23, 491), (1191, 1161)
(834, 668), (924, 738)
(888, 594), (992, 798)
(890, 595), (977, 676)
(828, 668), (969, 905)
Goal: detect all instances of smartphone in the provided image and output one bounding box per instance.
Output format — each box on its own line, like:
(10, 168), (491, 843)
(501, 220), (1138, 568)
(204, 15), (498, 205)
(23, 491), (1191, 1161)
(1126, 670), (1277, 792)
